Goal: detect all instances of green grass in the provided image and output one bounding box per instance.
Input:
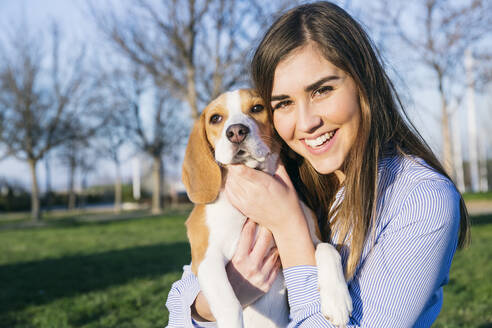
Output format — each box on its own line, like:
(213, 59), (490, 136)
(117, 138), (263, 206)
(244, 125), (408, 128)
(0, 208), (191, 328)
(434, 214), (492, 328)
(463, 191), (492, 201)
(0, 208), (152, 228)
(0, 208), (491, 327)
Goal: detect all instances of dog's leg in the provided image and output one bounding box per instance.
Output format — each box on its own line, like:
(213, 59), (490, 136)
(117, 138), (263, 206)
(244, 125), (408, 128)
(198, 250), (243, 328)
(315, 243), (353, 327)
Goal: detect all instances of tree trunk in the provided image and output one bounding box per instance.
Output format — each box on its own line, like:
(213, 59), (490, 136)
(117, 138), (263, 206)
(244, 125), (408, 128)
(80, 173), (88, 210)
(437, 71), (453, 176)
(28, 158), (41, 222)
(170, 183), (178, 208)
(151, 155), (162, 214)
(68, 159), (76, 210)
(187, 66), (199, 121)
(44, 153), (52, 211)
(441, 99), (453, 176)
(451, 103), (465, 192)
(114, 161), (122, 213)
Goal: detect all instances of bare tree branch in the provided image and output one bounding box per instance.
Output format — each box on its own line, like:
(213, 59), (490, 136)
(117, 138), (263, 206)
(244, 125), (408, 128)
(88, 0), (298, 121)
(0, 21), (106, 221)
(369, 0), (492, 177)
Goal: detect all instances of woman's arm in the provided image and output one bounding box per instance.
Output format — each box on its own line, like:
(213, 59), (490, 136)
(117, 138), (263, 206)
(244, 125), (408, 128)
(226, 165), (461, 327)
(165, 265), (206, 328)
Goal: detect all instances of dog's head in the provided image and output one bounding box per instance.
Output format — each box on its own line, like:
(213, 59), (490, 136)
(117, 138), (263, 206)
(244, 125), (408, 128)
(182, 89), (279, 204)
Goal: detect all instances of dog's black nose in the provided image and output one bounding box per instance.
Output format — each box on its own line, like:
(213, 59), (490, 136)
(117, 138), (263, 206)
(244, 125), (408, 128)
(226, 124), (250, 144)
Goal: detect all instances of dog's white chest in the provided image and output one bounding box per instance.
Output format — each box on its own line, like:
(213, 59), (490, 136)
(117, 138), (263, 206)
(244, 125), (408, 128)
(205, 192), (247, 260)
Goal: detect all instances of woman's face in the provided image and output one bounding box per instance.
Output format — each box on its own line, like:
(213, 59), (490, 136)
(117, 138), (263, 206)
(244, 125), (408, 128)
(271, 44), (361, 175)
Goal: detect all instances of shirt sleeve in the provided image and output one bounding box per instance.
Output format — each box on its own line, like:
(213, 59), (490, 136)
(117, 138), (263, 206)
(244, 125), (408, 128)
(165, 265), (218, 328)
(283, 179), (461, 327)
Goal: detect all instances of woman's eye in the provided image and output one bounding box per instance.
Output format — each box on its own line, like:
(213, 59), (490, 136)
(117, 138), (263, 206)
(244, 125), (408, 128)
(210, 114), (222, 124)
(272, 100), (292, 111)
(313, 85), (333, 97)
(250, 104), (264, 113)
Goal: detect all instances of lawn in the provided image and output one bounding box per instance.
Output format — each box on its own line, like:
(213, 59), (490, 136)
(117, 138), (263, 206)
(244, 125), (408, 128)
(0, 207), (191, 328)
(0, 208), (491, 327)
(433, 214), (492, 328)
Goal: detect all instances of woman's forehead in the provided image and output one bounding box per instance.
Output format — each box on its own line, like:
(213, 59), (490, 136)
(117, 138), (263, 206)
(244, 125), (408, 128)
(272, 44), (343, 96)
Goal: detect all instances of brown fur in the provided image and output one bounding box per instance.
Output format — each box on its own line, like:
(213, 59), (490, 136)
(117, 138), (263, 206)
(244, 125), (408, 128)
(182, 113), (222, 204)
(185, 204), (210, 275)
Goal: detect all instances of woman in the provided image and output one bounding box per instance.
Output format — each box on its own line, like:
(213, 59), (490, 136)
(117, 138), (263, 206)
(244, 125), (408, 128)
(166, 2), (470, 327)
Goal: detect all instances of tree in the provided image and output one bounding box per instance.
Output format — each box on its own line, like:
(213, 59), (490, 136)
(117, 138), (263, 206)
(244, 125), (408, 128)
(93, 101), (130, 214)
(369, 0), (492, 176)
(103, 61), (186, 213)
(56, 134), (94, 210)
(0, 23), (89, 221)
(89, 0), (296, 121)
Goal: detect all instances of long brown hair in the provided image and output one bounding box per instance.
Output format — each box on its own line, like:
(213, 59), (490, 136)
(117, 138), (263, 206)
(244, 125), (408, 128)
(251, 1), (470, 280)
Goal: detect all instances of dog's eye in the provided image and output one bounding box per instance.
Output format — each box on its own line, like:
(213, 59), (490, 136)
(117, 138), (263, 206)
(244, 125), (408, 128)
(251, 104), (264, 113)
(210, 114), (222, 124)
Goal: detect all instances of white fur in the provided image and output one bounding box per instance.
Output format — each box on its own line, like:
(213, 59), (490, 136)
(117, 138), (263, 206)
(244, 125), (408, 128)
(214, 91), (271, 169)
(194, 90), (352, 327)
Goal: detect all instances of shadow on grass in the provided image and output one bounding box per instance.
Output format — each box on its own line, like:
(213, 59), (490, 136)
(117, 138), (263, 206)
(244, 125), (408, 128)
(0, 241), (190, 316)
(0, 204), (193, 231)
(478, 323), (492, 328)
(470, 214), (492, 226)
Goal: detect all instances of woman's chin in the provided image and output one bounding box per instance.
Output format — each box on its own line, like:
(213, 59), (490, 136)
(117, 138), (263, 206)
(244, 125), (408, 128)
(307, 158), (342, 175)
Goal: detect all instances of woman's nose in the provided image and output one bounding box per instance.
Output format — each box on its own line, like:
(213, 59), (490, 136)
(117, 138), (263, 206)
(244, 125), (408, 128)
(297, 102), (322, 133)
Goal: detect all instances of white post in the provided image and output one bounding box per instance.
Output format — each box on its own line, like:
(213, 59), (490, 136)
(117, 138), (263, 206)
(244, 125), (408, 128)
(479, 127), (488, 192)
(132, 157), (141, 200)
(466, 48), (479, 192)
(451, 100), (465, 192)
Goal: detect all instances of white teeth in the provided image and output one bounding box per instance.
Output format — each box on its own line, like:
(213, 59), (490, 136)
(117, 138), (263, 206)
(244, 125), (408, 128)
(304, 131), (335, 148)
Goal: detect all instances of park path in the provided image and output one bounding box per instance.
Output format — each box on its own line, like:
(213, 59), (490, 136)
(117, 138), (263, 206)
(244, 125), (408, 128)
(465, 200), (492, 216)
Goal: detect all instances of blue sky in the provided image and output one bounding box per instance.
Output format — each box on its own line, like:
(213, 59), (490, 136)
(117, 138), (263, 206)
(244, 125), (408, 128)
(0, 0), (489, 192)
(0, 0), (117, 190)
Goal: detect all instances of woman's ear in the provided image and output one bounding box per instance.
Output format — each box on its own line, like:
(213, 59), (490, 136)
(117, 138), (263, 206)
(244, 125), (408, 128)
(182, 114), (222, 204)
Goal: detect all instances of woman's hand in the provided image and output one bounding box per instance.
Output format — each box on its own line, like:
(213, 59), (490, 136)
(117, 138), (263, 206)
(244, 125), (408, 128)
(227, 219), (281, 306)
(225, 163), (304, 234)
(191, 219), (281, 322)
(225, 162), (316, 269)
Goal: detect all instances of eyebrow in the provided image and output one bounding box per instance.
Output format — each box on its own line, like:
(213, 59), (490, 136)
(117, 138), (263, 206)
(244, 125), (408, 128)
(305, 75), (340, 92)
(270, 75), (340, 102)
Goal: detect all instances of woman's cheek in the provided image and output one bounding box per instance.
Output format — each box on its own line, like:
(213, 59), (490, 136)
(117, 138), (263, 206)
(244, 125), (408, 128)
(273, 111), (295, 143)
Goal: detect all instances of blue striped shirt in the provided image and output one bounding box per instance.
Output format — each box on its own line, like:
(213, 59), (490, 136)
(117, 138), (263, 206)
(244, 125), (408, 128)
(165, 155), (461, 327)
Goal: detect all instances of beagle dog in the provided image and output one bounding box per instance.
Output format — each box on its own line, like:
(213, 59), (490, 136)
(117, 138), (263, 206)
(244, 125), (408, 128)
(182, 89), (352, 327)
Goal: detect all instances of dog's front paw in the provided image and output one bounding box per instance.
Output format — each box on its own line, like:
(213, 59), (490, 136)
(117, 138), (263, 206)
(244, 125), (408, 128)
(216, 311), (244, 328)
(216, 318), (244, 328)
(320, 284), (352, 327)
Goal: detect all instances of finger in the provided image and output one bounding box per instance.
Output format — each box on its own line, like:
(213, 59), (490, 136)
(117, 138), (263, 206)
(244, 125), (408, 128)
(260, 247), (279, 276)
(274, 162), (295, 189)
(224, 178), (248, 211)
(229, 164), (270, 186)
(225, 167), (258, 197)
(265, 259), (281, 288)
(250, 227), (274, 259)
(234, 219), (257, 258)
(224, 172), (245, 195)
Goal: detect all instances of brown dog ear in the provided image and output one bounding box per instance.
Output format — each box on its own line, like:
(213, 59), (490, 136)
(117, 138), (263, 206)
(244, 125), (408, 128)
(182, 114), (222, 204)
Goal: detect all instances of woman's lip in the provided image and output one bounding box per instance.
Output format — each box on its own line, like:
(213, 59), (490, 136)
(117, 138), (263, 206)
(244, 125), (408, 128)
(300, 129), (338, 155)
(301, 129), (337, 142)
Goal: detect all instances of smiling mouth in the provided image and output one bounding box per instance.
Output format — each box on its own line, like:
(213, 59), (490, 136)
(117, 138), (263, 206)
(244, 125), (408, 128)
(304, 129), (337, 148)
